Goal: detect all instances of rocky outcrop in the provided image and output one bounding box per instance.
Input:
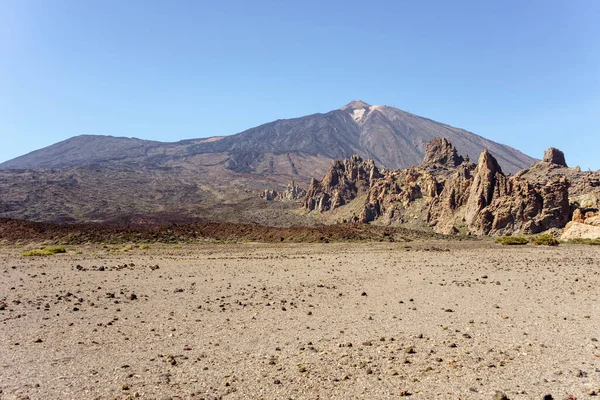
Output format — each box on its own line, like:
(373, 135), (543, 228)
(464, 150), (508, 227)
(302, 155), (382, 212)
(360, 167), (439, 225)
(261, 181), (306, 202)
(515, 149), (600, 235)
(425, 165), (475, 234)
(569, 173), (600, 216)
(572, 209), (600, 226)
(421, 137), (465, 169)
(464, 149), (569, 235)
(305, 138), (579, 236)
(543, 147), (567, 167)
(560, 203), (600, 241)
(561, 222), (600, 240)
(467, 176), (570, 236)
(360, 165), (476, 234)
(260, 189), (278, 201)
(360, 140), (475, 233)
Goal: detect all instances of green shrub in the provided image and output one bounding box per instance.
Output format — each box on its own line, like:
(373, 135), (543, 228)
(564, 238), (600, 245)
(495, 236), (529, 245)
(22, 246), (67, 257)
(46, 246), (67, 254)
(531, 233), (559, 246)
(22, 249), (50, 257)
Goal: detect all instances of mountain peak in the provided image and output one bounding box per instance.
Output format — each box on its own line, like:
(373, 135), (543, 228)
(340, 100), (372, 110)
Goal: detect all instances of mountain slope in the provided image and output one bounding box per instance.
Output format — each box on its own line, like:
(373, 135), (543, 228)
(0, 135), (162, 169)
(0, 101), (535, 174)
(187, 100), (535, 174)
(0, 135), (227, 170)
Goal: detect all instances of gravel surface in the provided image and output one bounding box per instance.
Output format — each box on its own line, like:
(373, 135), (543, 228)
(1, 242), (599, 399)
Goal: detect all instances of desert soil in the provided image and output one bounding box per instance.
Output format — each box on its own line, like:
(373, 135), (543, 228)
(1, 241), (599, 399)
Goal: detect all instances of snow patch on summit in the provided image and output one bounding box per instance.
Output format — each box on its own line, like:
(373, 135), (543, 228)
(351, 108), (367, 123)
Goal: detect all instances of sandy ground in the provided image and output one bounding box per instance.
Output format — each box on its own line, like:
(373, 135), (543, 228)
(0, 241), (599, 400)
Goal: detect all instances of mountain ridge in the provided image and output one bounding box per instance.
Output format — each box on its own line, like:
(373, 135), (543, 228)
(0, 101), (535, 174)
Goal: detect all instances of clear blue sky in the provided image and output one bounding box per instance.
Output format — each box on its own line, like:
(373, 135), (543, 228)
(1, 0), (598, 169)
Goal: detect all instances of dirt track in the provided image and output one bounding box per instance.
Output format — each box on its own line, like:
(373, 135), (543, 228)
(1, 242), (599, 399)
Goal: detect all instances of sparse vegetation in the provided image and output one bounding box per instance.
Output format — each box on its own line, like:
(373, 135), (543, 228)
(495, 235), (529, 245)
(563, 237), (600, 245)
(531, 233), (559, 246)
(122, 244), (135, 252)
(101, 243), (152, 252)
(22, 246), (67, 257)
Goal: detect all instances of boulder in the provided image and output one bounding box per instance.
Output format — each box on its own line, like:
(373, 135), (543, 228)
(561, 221), (600, 240)
(571, 209), (600, 226)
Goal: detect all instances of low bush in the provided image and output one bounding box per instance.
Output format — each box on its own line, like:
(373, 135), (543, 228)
(495, 236), (529, 245)
(531, 233), (559, 246)
(22, 246), (67, 257)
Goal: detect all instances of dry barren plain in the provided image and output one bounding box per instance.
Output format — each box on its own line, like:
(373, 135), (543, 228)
(1, 241), (599, 399)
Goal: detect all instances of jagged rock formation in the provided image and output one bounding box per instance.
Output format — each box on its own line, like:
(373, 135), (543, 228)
(358, 142), (474, 232)
(464, 150), (570, 235)
(359, 165), (473, 233)
(303, 138), (581, 236)
(425, 165), (476, 234)
(466, 177), (569, 236)
(260, 181), (306, 202)
(421, 138), (465, 169)
(464, 150), (508, 227)
(304, 139), (475, 233)
(301, 155), (382, 212)
(514, 155), (600, 219)
(543, 147), (568, 167)
(260, 189), (279, 201)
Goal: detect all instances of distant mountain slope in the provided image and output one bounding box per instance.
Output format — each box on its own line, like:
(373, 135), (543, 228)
(0, 135), (225, 170)
(188, 100), (535, 174)
(0, 135), (161, 169)
(0, 101), (535, 174)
